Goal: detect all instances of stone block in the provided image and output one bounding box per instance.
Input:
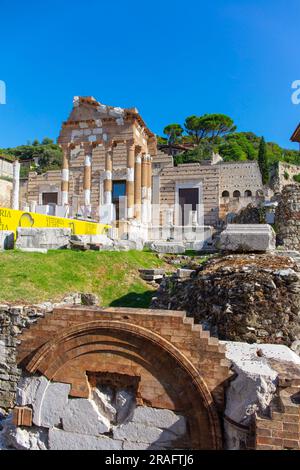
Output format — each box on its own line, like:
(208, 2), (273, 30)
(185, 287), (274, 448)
(131, 406), (186, 435)
(16, 376), (70, 428)
(139, 269), (165, 276)
(16, 228), (71, 250)
(220, 224), (276, 252)
(146, 242), (185, 254)
(140, 274), (164, 281)
(0, 231), (14, 250)
(113, 421), (184, 445)
(61, 398), (110, 435)
(176, 269), (195, 279)
(48, 428), (122, 450)
(18, 248), (48, 254)
(223, 341), (300, 428)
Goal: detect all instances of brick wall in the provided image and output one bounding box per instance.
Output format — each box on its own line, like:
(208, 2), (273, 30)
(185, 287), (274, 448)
(17, 306), (232, 449)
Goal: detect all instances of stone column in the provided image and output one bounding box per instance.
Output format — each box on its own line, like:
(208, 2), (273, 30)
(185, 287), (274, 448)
(147, 154), (152, 223)
(83, 153), (92, 216)
(126, 141), (135, 220)
(134, 153), (142, 221)
(12, 160), (20, 210)
(141, 154), (148, 224)
(104, 144), (113, 205)
(61, 148), (69, 206)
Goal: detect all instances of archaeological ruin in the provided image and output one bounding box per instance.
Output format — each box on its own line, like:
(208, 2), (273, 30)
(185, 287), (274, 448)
(1, 106), (300, 452)
(15, 96), (269, 248)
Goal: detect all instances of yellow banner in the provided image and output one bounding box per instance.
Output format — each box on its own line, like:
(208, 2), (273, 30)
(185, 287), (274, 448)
(0, 207), (110, 237)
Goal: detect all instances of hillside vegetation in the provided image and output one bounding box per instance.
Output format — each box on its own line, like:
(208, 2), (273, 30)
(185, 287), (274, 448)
(159, 114), (299, 168)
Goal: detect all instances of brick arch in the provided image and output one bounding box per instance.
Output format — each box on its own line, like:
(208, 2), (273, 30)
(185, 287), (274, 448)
(18, 307), (231, 449)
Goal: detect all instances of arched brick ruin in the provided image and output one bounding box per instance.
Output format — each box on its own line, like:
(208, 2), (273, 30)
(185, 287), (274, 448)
(13, 306), (231, 450)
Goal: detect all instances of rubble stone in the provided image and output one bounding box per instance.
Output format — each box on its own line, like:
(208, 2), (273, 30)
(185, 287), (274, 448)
(152, 253), (300, 346)
(0, 231), (14, 250)
(276, 185), (300, 251)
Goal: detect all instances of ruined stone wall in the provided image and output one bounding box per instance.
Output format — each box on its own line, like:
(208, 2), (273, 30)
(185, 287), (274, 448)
(26, 170), (65, 207)
(276, 185), (300, 250)
(0, 158), (13, 179)
(1, 302), (300, 450)
(0, 180), (12, 208)
(232, 204), (266, 224)
(152, 253), (300, 348)
(254, 361), (300, 450)
(0, 304), (232, 450)
(0, 304), (48, 411)
(273, 162), (300, 193)
(219, 161), (263, 198)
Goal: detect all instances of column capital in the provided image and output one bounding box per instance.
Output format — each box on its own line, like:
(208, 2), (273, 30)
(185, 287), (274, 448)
(80, 141), (94, 154)
(104, 140), (117, 151)
(126, 139), (135, 149)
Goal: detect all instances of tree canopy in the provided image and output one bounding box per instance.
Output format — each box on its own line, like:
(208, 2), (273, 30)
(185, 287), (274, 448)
(0, 138), (62, 177)
(163, 124), (184, 144)
(160, 112), (299, 168)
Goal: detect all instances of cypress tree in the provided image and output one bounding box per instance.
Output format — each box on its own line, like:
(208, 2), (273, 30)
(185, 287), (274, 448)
(258, 137), (269, 185)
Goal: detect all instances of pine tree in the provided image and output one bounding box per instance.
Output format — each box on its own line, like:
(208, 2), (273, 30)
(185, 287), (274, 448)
(258, 137), (269, 185)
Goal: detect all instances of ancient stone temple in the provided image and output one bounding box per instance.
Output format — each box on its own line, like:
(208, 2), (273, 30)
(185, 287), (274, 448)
(22, 96), (264, 244)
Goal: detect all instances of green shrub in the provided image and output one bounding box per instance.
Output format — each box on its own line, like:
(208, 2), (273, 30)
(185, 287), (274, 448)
(293, 174), (300, 183)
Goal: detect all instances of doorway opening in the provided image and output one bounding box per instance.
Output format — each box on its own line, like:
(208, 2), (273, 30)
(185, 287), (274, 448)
(112, 180), (126, 222)
(179, 187), (199, 226)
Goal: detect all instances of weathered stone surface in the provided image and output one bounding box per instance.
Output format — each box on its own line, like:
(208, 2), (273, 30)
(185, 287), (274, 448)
(92, 386), (135, 425)
(71, 234), (114, 247)
(223, 341), (300, 449)
(0, 416), (48, 450)
(16, 375), (43, 407)
(0, 231), (14, 251)
(48, 428), (122, 450)
(176, 268), (195, 279)
(220, 224), (276, 252)
(62, 398), (110, 435)
(16, 228), (71, 250)
(113, 418), (185, 446)
(131, 407), (186, 436)
(24, 377), (70, 428)
(93, 388), (116, 423)
(146, 242), (185, 254)
(139, 269), (165, 276)
(152, 253), (300, 346)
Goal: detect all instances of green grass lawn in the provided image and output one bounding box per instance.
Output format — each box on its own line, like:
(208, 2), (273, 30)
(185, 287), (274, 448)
(0, 250), (166, 308)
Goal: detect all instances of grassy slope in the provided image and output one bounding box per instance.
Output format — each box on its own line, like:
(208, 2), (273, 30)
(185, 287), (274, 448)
(0, 250), (166, 308)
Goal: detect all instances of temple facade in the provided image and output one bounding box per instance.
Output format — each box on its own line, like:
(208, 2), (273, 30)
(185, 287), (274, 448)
(22, 96), (264, 244)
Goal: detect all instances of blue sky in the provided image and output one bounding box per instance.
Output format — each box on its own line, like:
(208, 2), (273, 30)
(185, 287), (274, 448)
(0, 0), (299, 149)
